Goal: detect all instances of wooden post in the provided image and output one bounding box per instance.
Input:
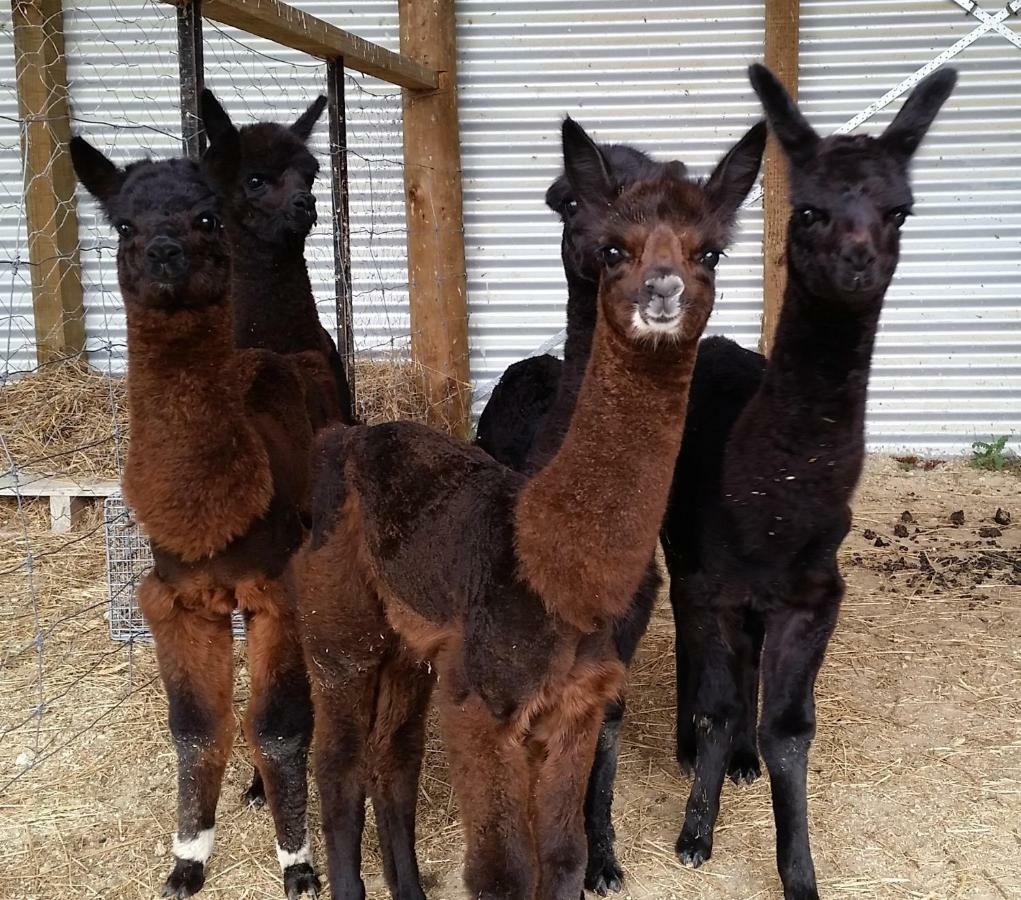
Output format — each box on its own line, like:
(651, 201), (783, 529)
(176, 0), (205, 158)
(759, 0), (801, 355)
(398, 0), (471, 436)
(12, 0), (86, 365)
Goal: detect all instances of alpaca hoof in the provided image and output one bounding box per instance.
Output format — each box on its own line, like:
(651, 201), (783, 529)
(284, 862), (320, 899)
(728, 748), (761, 785)
(584, 843), (623, 895)
(242, 770), (266, 810)
(675, 832), (712, 869)
(160, 859), (205, 898)
(676, 747), (696, 778)
(783, 884), (820, 900)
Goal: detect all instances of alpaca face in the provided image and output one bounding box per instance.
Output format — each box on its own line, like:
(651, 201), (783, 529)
(749, 63), (957, 305)
(69, 141), (229, 310)
(559, 117), (766, 347)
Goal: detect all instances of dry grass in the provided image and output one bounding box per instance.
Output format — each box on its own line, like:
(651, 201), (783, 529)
(1, 458), (1019, 899)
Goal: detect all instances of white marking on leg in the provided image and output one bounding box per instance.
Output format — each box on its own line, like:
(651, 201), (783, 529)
(172, 827), (215, 864)
(277, 835), (312, 870)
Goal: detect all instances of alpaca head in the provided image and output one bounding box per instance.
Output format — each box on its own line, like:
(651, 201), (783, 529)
(70, 138), (229, 310)
(200, 90), (327, 244)
(561, 117), (766, 347)
(749, 63), (957, 303)
(546, 143), (688, 284)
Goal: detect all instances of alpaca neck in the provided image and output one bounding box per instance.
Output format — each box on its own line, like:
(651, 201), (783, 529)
(229, 232), (323, 352)
(515, 309), (696, 632)
(525, 272), (598, 472)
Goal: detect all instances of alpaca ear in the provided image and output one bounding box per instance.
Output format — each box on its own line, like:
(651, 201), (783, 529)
(561, 116), (614, 204)
(291, 95), (328, 142)
(705, 121), (767, 223)
(748, 63), (819, 167)
(200, 89), (237, 147)
(69, 136), (125, 209)
(880, 67), (957, 162)
(545, 172), (572, 214)
(665, 159), (688, 180)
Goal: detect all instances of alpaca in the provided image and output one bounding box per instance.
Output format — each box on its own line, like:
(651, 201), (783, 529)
(662, 65), (957, 900)
(69, 140), (322, 900)
(200, 89), (353, 429)
(474, 141), (699, 894)
(296, 116), (765, 900)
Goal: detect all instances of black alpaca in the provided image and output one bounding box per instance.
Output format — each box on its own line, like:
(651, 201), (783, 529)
(475, 142), (702, 894)
(662, 65), (957, 900)
(201, 89), (353, 428)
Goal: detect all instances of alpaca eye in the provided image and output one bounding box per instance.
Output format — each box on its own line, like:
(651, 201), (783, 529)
(196, 213), (220, 232)
(887, 208), (910, 228)
(566, 199), (579, 213)
(800, 207), (827, 227)
(115, 221), (134, 239)
(599, 245), (626, 267)
(699, 250), (721, 271)
(245, 174), (266, 191)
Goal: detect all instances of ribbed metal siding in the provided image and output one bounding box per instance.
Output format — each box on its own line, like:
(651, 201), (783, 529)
(801, 0), (1021, 450)
(456, 1), (767, 409)
(61, 1), (409, 372)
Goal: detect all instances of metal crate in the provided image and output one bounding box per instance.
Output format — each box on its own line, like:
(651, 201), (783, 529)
(103, 495), (245, 642)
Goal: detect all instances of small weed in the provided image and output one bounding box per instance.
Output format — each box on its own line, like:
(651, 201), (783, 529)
(970, 436), (1019, 474)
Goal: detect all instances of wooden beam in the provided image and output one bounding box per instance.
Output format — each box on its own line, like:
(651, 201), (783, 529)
(176, 0), (205, 157)
(759, 0), (801, 355)
(398, 0), (471, 437)
(12, 0), (86, 365)
(160, 0), (438, 91)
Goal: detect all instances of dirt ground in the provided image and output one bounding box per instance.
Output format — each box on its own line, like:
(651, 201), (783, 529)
(1, 456), (1018, 900)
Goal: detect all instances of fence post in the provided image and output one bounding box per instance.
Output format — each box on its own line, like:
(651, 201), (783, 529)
(176, 0), (205, 158)
(398, 0), (471, 437)
(760, 0), (801, 355)
(327, 58), (356, 418)
(12, 0), (86, 366)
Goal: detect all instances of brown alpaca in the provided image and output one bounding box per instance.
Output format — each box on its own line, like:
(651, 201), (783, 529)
(69, 140), (321, 900)
(296, 116), (764, 900)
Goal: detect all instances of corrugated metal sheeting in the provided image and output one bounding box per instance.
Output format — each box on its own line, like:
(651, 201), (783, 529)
(1, 1), (1018, 449)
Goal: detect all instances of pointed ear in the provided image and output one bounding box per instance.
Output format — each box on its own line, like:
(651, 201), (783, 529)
(200, 89), (237, 147)
(748, 63), (819, 167)
(561, 116), (614, 204)
(69, 136), (124, 209)
(705, 121), (767, 224)
(665, 160), (688, 180)
(880, 67), (957, 162)
(291, 95), (328, 142)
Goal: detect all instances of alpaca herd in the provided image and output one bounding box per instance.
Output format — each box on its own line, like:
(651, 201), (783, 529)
(70, 62), (956, 900)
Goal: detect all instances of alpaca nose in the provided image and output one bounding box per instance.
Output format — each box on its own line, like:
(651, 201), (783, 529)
(292, 192), (315, 214)
(842, 241), (876, 272)
(644, 271), (683, 299)
(145, 237), (184, 266)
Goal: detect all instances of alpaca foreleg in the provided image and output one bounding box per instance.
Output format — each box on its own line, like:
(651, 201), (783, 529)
(582, 700), (624, 896)
(139, 575), (234, 899)
(670, 586), (713, 776)
(368, 654), (434, 900)
(438, 687), (536, 900)
(759, 598), (840, 900)
(729, 607), (765, 785)
(241, 591), (318, 899)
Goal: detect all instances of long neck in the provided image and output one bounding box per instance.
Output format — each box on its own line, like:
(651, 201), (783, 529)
(515, 310), (697, 632)
(229, 228), (324, 352)
(525, 270), (599, 472)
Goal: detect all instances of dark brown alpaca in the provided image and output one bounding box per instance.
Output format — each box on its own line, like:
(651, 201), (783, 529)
(663, 65), (957, 900)
(69, 141), (321, 899)
(201, 89), (353, 429)
(296, 116), (764, 900)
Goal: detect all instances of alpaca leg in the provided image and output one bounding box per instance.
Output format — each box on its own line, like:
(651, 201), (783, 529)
(139, 575), (234, 899)
(437, 687), (535, 900)
(582, 699), (624, 896)
(759, 599), (840, 900)
(243, 768), (266, 809)
(728, 608), (765, 785)
(671, 588), (713, 776)
(368, 653), (434, 900)
(242, 598), (318, 899)
(533, 703), (606, 900)
(675, 611), (748, 869)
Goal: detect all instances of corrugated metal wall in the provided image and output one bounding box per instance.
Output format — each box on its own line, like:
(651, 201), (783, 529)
(801, 0), (1021, 450)
(2, 1), (1018, 449)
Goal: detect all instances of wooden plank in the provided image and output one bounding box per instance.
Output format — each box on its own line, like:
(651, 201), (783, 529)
(176, 0), (206, 157)
(12, 0), (86, 365)
(49, 494), (87, 532)
(0, 474), (122, 496)
(160, 0), (438, 91)
(398, 0), (471, 437)
(759, 0), (801, 355)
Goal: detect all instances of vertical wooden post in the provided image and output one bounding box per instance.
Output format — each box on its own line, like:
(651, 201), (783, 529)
(176, 0), (205, 158)
(12, 0), (86, 365)
(398, 0), (470, 437)
(759, 0), (801, 355)
(327, 57), (356, 418)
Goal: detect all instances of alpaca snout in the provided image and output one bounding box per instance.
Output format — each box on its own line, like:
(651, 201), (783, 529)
(144, 236), (188, 282)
